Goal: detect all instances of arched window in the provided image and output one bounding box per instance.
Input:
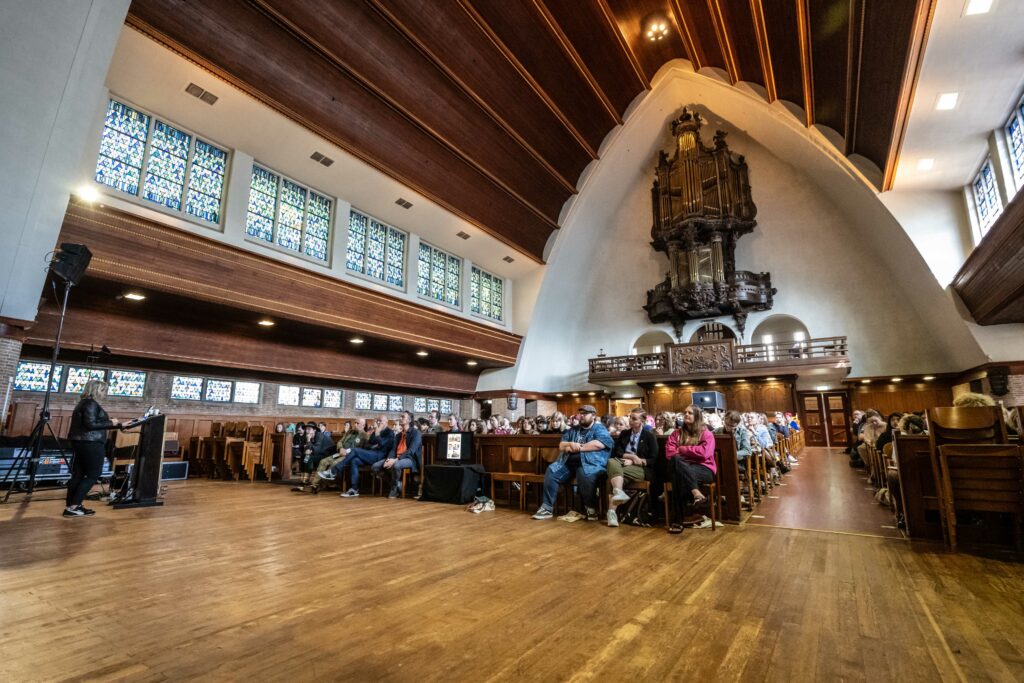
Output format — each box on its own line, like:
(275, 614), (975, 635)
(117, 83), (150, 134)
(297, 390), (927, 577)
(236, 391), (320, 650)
(631, 330), (674, 355)
(750, 315), (810, 361)
(689, 322), (737, 343)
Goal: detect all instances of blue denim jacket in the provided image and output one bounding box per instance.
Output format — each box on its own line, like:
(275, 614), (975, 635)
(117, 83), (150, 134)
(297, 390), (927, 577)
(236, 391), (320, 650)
(552, 421), (614, 476)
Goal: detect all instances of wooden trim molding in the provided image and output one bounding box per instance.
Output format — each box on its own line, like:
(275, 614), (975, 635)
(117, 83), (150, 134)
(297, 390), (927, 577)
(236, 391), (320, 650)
(707, 0), (739, 85)
(748, 0), (776, 102)
(795, 0), (815, 128)
(669, 0), (703, 72)
(593, 0), (651, 90)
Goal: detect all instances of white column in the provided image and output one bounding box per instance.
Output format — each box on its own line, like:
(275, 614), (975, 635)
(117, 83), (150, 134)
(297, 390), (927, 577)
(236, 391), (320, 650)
(0, 0), (131, 323)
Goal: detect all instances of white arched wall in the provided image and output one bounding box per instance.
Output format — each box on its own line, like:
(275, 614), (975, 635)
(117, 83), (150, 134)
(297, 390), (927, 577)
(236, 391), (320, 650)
(489, 61), (990, 393)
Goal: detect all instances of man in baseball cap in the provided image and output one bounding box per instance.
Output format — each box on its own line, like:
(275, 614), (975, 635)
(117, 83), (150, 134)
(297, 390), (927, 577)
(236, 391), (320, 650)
(532, 404), (613, 522)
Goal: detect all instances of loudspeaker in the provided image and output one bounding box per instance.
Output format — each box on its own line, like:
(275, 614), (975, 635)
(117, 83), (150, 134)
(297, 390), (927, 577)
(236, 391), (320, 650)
(50, 243), (92, 285)
(691, 391), (726, 410)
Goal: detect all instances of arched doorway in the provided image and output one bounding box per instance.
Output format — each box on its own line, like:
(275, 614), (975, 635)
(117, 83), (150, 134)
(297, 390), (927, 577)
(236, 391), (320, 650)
(689, 321), (737, 343)
(631, 330), (674, 354)
(750, 315), (810, 344)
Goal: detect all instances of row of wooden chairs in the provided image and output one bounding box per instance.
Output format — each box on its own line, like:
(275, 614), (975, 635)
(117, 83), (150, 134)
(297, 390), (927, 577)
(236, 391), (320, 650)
(740, 432), (800, 513)
(190, 422), (274, 482)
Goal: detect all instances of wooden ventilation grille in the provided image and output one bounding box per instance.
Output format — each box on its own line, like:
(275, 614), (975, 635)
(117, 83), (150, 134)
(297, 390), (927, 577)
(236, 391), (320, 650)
(185, 82), (217, 105)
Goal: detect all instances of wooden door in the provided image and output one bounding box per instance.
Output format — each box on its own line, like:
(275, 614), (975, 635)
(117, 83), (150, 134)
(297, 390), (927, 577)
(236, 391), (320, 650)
(798, 393), (828, 447)
(823, 392), (851, 447)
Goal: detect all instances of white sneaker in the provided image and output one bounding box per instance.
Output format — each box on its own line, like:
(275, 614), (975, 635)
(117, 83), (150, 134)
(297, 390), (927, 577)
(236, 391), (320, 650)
(693, 515), (713, 529)
(558, 510), (585, 523)
(339, 488), (359, 497)
(532, 508), (553, 520)
(610, 488), (630, 504)
(317, 470), (335, 480)
(606, 509), (619, 527)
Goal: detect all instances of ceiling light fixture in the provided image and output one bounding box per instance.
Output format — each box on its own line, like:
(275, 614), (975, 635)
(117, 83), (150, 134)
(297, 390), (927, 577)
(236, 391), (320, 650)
(737, 379), (747, 383)
(708, 380), (717, 385)
(935, 92), (959, 110)
(76, 184), (99, 203)
(681, 382), (690, 386)
(257, 319), (274, 327)
(815, 385), (830, 391)
(416, 350), (429, 357)
(588, 392), (596, 396)
(556, 393), (563, 397)
(923, 375), (935, 381)
(466, 360), (478, 366)
(654, 382), (664, 387)
(350, 337), (364, 344)
(571, 392), (579, 397)
(123, 292), (146, 301)
(765, 377), (776, 381)
(964, 0), (994, 15)
(643, 11), (671, 41)
(917, 158), (935, 171)
(861, 379), (872, 384)
(891, 377), (903, 383)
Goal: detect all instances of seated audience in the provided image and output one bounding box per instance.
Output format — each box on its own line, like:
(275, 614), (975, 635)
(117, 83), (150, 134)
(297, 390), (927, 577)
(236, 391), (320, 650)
(544, 412), (567, 433)
(655, 411), (675, 435)
(847, 410), (865, 458)
(665, 404), (716, 534)
(705, 412), (723, 432)
(274, 423), (285, 433)
(535, 416), (550, 433)
(493, 417), (514, 435)
(786, 413), (800, 432)
(371, 410), (422, 498)
(874, 412), (903, 453)
(720, 410), (752, 504)
(608, 415), (628, 438)
(415, 417), (431, 434)
(427, 411), (444, 434)
(466, 419), (481, 434)
(953, 392), (996, 408)
(447, 414), (462, 433)
(855, 409), (886, 475)
(318, 422), (331, 439)
(605, 408), (658, 528)
(294, 423), (336, 489)
(320, 416), (395, 497)
(531, 405), (613, 522)
(302, 418), (368, 494)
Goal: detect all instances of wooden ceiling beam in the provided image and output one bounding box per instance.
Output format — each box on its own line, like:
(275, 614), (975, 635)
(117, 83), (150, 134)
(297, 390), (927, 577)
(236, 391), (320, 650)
(795, 0), (815, 128)
(594, 0), (651, 90)
(669, 0), (703, 72)
(531, 0), (623, 125)
(844, 0), (865, 155)
(748, 0), (777, 102)
(706, 0), (739, 84)
(882, 0), (937, 191)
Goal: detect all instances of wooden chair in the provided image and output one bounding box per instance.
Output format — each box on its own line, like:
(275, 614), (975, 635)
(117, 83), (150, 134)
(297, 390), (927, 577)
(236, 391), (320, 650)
(927, 407), (1008, 543)
(490, 446), (535, 510)
(523, 447), (567, 513)
(937, 444), (1024, 553)
(243, 425), (266, 482)
(662, 479), (718, 530)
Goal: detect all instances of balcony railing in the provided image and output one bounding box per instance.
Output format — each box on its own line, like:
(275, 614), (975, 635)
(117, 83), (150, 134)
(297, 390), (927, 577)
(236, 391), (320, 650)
(588, 336), (848, 381)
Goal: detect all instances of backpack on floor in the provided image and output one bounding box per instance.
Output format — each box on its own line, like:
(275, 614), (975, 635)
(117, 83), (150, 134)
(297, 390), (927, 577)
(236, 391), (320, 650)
(617, 491), (654, 527)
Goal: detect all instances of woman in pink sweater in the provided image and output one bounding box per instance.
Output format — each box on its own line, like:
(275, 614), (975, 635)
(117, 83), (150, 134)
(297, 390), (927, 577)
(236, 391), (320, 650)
(664, 404), (717, 534)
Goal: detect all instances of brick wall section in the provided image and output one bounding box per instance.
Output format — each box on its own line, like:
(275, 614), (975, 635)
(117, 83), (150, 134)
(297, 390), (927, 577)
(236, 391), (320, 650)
(1, 337), (24, 418)
(10, 361), (465, 421)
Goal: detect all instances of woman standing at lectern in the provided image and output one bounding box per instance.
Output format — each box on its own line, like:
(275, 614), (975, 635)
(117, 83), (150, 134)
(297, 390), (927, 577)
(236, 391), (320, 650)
(64, 379), (120, 517)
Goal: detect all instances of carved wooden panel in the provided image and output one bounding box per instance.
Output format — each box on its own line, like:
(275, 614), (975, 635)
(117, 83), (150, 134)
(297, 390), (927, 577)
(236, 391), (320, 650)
(667, 341), (735, 375)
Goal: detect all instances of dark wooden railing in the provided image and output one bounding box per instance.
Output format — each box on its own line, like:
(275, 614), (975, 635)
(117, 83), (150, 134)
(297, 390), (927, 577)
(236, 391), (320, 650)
(589, 336), (848, 380)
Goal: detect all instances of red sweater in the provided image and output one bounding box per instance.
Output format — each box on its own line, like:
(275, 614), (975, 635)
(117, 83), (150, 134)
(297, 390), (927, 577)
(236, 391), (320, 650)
(665, 427), (717, 474)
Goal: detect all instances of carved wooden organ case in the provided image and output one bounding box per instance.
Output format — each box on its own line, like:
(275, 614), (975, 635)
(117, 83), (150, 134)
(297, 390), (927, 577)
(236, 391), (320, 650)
(644, 108), (775, 337)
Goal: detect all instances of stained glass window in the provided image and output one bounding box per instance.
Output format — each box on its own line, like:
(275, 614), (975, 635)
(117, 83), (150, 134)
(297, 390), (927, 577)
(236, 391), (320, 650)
(413, 397), (427, 413)
(278, 385), (300, 406)
(65, 367), (107, 394)
(14, 362), (63, 392)
(324, 389), (342, 408)
(94, 99), (226, 224)
(234, 381), (261, 404)
(972, 157), (1003, 237)
(440, 399), (453, 414)
(205, 379), (233, 402)
(417, 243), (460, 307)
(388, 395), (403, 411)
(346, 209), (405, 287)
(1006, 108), (1024, 189)
(372, 393), (389, 411)
(470, 267), (504, 322)
(427, 399), (439, 413)
(355, 392), (372, 410)
(171, 376), (204, 400)
(108, 370), (146, 398)
(302, 388), (322, 407)
(246, 164), (332, 261)
(95, 100), (150, 196)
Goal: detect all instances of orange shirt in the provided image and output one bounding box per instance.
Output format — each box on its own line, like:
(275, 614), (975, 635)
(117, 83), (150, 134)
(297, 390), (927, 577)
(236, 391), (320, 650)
(396, 431), (407, 457)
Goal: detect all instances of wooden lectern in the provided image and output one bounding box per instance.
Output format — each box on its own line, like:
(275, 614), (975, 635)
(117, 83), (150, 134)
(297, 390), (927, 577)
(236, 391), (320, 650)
(112, 414), (166, 509)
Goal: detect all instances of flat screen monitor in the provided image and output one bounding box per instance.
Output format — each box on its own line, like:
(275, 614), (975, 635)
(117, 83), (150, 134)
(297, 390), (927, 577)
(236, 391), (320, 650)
(435, 431), (473, 464)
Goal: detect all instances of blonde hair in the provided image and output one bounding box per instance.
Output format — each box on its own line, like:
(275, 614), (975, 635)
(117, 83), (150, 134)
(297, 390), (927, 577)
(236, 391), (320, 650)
(81, 379), (108, 400)
(953, 392), (996, 407)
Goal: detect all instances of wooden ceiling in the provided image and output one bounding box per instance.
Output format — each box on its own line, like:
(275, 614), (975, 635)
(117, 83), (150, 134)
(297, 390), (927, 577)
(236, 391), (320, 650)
(126, 0), (933, 263)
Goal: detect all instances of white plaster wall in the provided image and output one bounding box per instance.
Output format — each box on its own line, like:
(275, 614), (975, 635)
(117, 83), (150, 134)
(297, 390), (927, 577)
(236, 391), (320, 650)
(504, 64), (990, 392)
(877, 190), (974, 286)
(0, 0), (130, 322)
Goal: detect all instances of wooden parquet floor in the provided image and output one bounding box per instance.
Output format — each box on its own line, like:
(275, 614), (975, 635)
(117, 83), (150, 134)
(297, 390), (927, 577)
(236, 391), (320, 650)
(2, 479), (1023, 682)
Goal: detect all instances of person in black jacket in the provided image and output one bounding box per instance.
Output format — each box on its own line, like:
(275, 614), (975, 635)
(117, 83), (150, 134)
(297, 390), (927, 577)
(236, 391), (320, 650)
(372, 410), (422, 498)
(292, 423), (336, 490)
(605, 408), (659, 527)
(64, 379), (120, 517)
(322, 415), (395, 497)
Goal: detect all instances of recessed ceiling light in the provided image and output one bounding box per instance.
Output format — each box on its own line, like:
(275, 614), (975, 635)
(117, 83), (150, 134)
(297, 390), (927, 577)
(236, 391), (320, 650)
(416, 350), (429, 357)
(964, 0), (994, 15)
(917, 158), (935, 171)
(861, 379), (872, 384)
(466, 360), (478, 366)
(935, 92), (959, 110)
(708, 380), (717, 385)
(765, 377), (776, 381)
(123, 292), (146, 301)
(556, 393), (563, 397)
(815, 385), (830, 391)
(350, 337), (364, 344)
(588, 392), (596, 396)
(571, 392), (579, 397)
(257, 319), (274, 326)
(654, 382), (664, 387)
(737, 379), (746, 383)
(622, 393), (632, 399)
(680, 382), (690, 386)
(923, 375), (935, 381)
(891, 377), (903, 383)
(76, 184), (99, 203)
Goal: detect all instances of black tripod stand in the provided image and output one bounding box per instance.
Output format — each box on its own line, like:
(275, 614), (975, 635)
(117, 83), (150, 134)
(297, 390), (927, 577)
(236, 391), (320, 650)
(1, 244), (91, 503)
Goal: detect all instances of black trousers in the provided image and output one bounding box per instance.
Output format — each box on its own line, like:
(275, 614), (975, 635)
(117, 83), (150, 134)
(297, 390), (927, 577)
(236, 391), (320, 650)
(66, 441), (106, 507)
(669, 457), (714, 524)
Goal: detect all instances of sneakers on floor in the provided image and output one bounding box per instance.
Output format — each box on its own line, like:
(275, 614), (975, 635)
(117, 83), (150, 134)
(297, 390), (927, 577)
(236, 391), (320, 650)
(531, 507), (553, 520)
(388, 486), (402, 499)
(692, 515), (713, 529)
(62, 506), (89, 517)
(558, 510), (586, 523)
(610, 488), (630, 504)
(606, 509), (619, 527)
(339, 488), (359, 497)
(585, 507), (599, 522)
(317, 470), (335, 481)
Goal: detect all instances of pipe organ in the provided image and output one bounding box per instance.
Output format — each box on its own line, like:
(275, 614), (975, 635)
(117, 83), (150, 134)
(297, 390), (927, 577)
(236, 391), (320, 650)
(644, 108), (775, 338)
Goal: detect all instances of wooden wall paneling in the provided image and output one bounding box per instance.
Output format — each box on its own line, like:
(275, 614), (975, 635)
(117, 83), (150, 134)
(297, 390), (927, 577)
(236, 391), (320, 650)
(126, 0), (553, 261)
(761, 0), (804, 108)
(463, 0), (620, 148)
(732, 385), (755, 412)
(894, 433), (943, 540)
(370, 0), (596, 174)
(57, 203), (521, 366)
(554, 398), (612, 417)
(255, 0), (573, 213)
(952, 188), (1024, 325)
(807, 0), (850, 137)
(537, 0), (650, 106)
(848, 384), (954, 414)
